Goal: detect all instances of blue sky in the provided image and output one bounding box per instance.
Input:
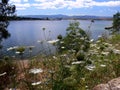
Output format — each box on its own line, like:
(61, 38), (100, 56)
(9, 0), (120, 16)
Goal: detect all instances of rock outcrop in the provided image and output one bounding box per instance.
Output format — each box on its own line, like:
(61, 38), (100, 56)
(93, 77), (120, 90)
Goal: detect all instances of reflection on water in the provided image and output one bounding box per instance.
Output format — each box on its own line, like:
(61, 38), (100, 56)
(2, 20), (112, 57)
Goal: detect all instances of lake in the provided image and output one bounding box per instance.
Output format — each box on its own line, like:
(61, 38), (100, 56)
(2, 20), (112, 57)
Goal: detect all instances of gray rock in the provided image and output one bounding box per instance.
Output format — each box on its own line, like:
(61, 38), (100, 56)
(93, 84), (110, 90)
(108, 77), (120, 90)
(93, 77), (120, 90)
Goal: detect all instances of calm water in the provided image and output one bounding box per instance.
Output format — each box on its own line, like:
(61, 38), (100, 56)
(2, 20), (112, 57)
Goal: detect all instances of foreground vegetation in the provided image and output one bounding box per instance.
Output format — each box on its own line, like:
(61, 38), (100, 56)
(0, 21), (120, 90)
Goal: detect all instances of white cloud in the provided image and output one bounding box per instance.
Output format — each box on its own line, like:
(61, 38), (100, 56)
(9, 0), (30, 10)
(9, 0), (21, 3)
(32, 3), (57, 9)
(16, 7), (26, 10)
(89, 1), (120, 7)
(10, 0), (28, 3)
(34, 0), (53, 2)
(15, 3), (31, 10)
(32, 0), (120, 9)
(9, 0), (120, 10)
(23, 0), (29, 2)
(15, 3), (31, 7)
(68, 0), (120, 8)
(32, 0), (68, 9)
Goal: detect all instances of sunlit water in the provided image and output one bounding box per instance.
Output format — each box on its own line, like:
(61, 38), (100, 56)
(1, 20), (112, 57)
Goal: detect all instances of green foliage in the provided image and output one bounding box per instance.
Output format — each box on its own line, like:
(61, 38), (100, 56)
(107, 12), (120, 34)
(2, 0), (9, 4)
(0, 0), (16, 52)
(112, 12), (120, 33)
(63, 76), (77, 87)
(57, 21), (90, 54)
(16, 46), (25, 55)
(109, 34), (120, 44)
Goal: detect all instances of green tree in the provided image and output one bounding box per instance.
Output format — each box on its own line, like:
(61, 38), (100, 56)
(106, 12), (120, 34)
(112, 12), (120, 33)
(0, 1), (16, 89)
(0, 0), (16, 49)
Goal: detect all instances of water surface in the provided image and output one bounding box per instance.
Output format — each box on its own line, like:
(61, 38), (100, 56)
(2, 20), (112, 57)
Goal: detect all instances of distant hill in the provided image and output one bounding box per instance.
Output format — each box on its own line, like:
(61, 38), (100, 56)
(23, 14), (112, 20)
(71, 15), (112, 20)
(8, 14), (112, 20)
(22, 14), (69, 20)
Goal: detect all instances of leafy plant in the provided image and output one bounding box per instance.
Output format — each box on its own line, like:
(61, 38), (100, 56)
(57, 21), (90, 54)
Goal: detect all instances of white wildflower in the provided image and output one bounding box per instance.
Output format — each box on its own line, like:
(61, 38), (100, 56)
(48, 70), (55, 73)
(13, 46), (18, 49)
(100, 64), (106, 67)
(80, 37), (85, 40)
(31, 81), (41, 86)
(90, 39), (94, 42)
(96, 40), (101, 43)
(7, 46), (18, 51)
(7, 47), (13, 51)
(15, 51), (20, 54)
(61, 54), (67, 57)
(96, 47), (100, 50)
(64, 65), (70, 68)
(0, 72), (7, 77)
(101, 52), (109, 56)
(104, 43), (112, 47)
(113, 49), (120, 54)
(85, 65), (95, 71)
(72, 61), (85, 65)
(61, 47), (65, 49)
(53, 56), (57, 59)
(89, 50), (98, 55)
(81, 78), (85, 81)
(47, 39), (59, 44)
(29, 68), (43, 74)
(60, 41), (64, 44)
(90, 44), (97, 48)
